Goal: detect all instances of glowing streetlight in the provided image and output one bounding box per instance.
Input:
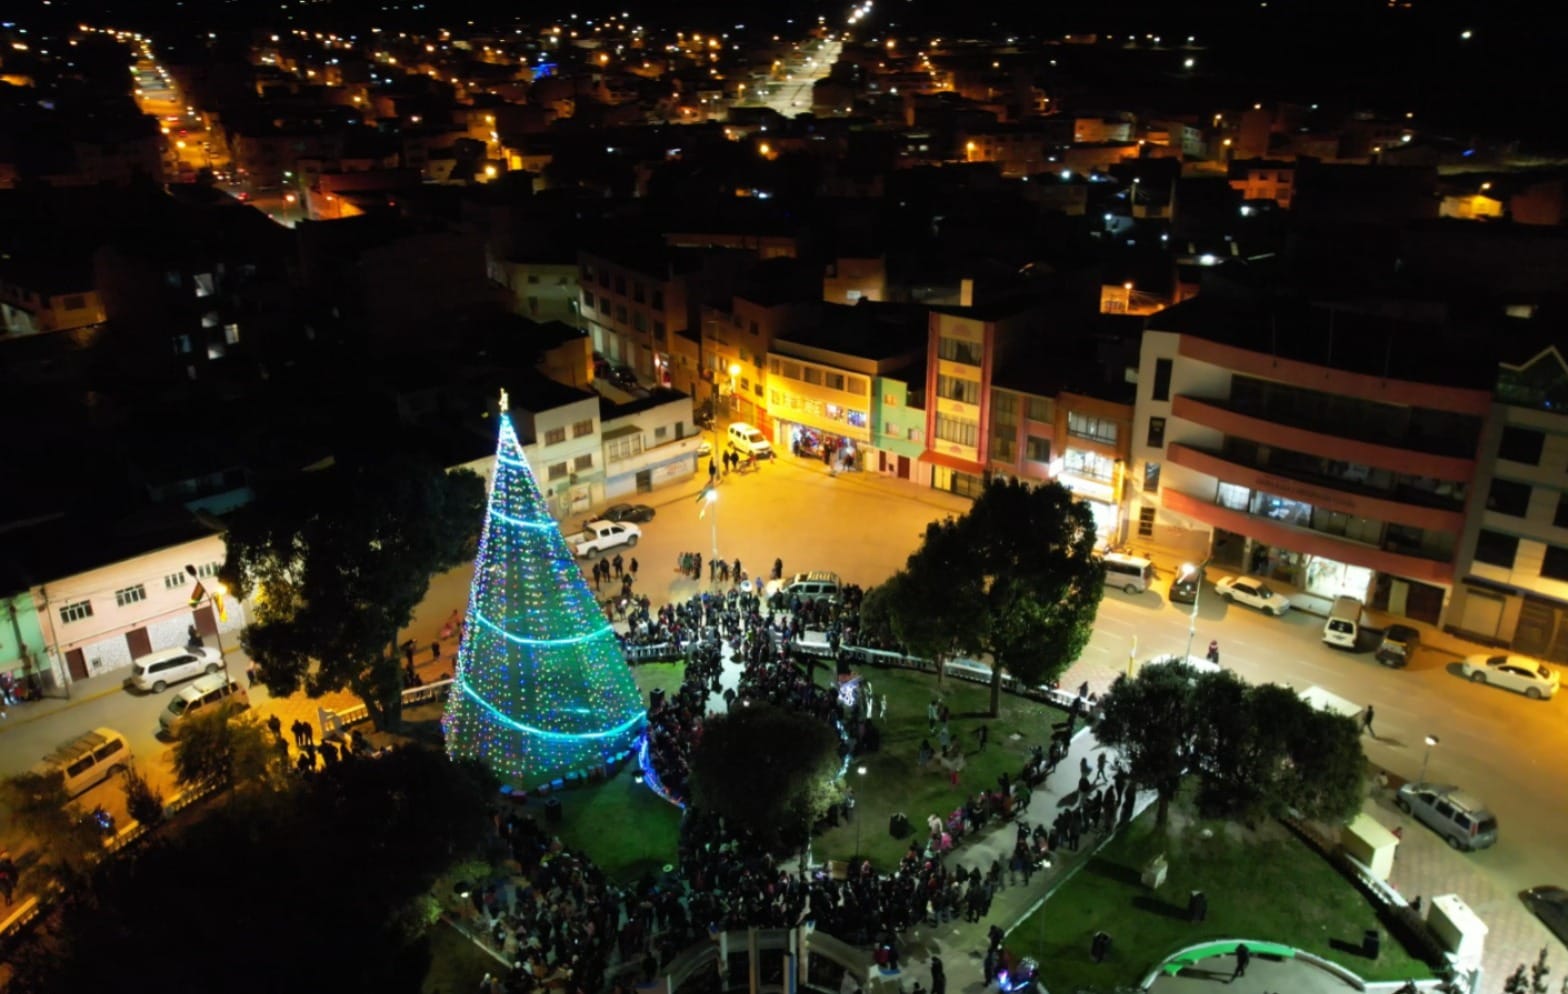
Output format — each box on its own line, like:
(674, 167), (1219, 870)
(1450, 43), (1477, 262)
(1417, 735), (1439, 785)
(854, 764), (868, 859)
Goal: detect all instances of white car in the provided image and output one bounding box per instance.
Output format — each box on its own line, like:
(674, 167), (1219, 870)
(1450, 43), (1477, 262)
(1213, 576), (1291, 616)
(1459, 653), (1559, 700)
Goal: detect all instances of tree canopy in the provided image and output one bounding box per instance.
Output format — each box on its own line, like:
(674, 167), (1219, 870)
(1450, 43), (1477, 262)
(222, 449), (484, 730)
(170, 708), (286, 792)
(878, 479), (1103, 713)
(1097, 662), (1366, 827)
(12, 748), (497, 994)
(0, 772), (106, 893)
(688, 702), (842, 851)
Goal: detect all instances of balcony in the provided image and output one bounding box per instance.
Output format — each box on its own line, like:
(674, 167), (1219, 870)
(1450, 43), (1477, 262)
(1161, 489), (1454, 584)
(1171, 395), (1476, 481)
(1167, 443), (1465, 534)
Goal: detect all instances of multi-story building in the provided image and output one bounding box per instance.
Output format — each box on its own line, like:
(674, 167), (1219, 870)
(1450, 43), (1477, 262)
(598, 389), (704, 498)
(869, 372), (929, 481)
(578, 244), (700, 393)
(769, 301), (927, 469)
(923, 298), (1045, 498)
(0, 260), (107, 338)
(506, 372), (604, 517)
(700, 258), (819, 429)
(1449, 344), (1568, 660)
(1130, 296), (1494, 624)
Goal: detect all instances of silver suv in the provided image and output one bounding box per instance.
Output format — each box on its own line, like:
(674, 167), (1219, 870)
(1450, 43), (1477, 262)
(767, 571), (842, 606)
(1395, 782), (1498, 851)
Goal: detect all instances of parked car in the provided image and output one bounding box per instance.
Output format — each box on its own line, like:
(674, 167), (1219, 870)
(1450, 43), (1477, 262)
(130, 645), (223, 693)
(1168, 563), (1206, 605)
(1520, 886), (1568, 947)
(1458, 652), (1559, 700)
(1375, 624), (1422, 667)
(1395, 782), (1498, 851)
(1213, 576), (1291, 616)
(697, 439), (712, 457)
(604, 503), (656, 523)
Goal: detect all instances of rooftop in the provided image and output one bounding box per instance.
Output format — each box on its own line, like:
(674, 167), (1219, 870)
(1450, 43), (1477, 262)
(775, 301), (928, 361)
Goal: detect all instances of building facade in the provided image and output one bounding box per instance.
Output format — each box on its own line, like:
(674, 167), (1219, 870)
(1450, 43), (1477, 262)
(1130, 313), (1492, 624)
(598, 390), (704, 499)
(1448, 346), (1568, 660)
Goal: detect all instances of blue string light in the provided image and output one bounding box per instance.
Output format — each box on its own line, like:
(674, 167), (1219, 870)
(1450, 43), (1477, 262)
(443, 411), (646, 785)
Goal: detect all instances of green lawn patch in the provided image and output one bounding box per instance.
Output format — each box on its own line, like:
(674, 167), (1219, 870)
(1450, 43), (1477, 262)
(545, 662), (685, 883)
(423, 918), (503, 994)
(811, 664), (1066, 871)
(1012, 805), (1433, 993)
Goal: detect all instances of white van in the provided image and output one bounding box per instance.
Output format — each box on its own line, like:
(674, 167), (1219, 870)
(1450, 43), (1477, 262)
(1102, 553), (1154, 594)
(159, 674), (250, 737)
(130, 645), (222, 693)
(39, 727), (133, 797)
(1323, 596), (1364, 649)
(727, 422), (773, 460)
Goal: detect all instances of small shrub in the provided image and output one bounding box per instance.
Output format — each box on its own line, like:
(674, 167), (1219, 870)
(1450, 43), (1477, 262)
(122, 763), (165, 828)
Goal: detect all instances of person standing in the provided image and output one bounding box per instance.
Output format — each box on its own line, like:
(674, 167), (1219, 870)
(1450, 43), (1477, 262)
(629, 557), (639, 579)
(1206, 640), (1220, 664)
(1231, 943), (1250, 981)
(1362, 705), (1376, 739)
(929, 955), (945, 994)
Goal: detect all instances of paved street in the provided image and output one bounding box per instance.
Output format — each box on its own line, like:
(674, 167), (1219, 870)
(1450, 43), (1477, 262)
(741, 40), (841, 117)
(2, 453), (1564, 986)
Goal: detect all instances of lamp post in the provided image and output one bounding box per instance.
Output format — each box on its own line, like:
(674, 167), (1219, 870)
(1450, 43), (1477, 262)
(853, 764), (867, 860)
(705, 488), (719, 563)
(185, 564), (232, 685)
(1181, 559), (1212, 663)
(1417, 734), (1439, 786)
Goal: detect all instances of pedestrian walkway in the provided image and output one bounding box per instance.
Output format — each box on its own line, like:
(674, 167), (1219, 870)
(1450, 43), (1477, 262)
(1144, 950), (1361, 994)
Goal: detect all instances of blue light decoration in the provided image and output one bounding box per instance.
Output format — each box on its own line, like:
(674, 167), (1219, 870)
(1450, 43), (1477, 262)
(443, 394), (645, 786)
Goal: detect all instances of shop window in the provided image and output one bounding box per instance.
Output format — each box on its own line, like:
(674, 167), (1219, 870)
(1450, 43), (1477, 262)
(1138, 505), (1155, 537)
(1498, 426), (1544, 465)
(1146, 416), (1166, 448)
(1144, 461), (1161, 492)
(1487, 478), (1531, 517)
(1473, 529), (1518, 568)
(1542, 545), (1568, 581)
(1151, 358), (1173, 401)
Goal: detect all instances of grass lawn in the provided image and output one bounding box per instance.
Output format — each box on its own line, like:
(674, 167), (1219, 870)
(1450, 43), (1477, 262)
(812, 664), (1066, 871)
(545, 662), (685, 884)
(423, 918), (504, 994)
(1013, 804), (1433, 993)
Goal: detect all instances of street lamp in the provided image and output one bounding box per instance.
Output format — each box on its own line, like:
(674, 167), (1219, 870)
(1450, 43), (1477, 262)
(1417, 734), (1439, 785)
(705, 488), (719, 564)
(1181, 559), (1211, 663)
(854, 764), (868, 860)
(185, 564), (232, 685)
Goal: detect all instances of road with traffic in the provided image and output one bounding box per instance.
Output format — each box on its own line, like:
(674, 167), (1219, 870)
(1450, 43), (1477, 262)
(2, 449), (1564, 976)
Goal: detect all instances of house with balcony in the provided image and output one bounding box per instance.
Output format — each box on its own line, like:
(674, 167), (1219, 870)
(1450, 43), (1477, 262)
(1449, 343), (1568, 660)
(1130, 295), (1495, 624)
(769, 301), (927, 470)
(598, 388), (704, 498)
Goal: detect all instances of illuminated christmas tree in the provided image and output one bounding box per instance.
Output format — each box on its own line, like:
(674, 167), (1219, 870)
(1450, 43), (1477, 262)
(444, 392), (645, 785)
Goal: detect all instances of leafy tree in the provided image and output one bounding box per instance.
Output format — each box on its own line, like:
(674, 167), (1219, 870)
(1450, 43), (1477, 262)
(222, 450), (483, 730)
(882, 480), (1103, 714)
(11, 748), (496, 994)
(1192, 677), (1296, 819)
(120, 763), (165, 828)
(0, 772), (106, 892)
(689, 702), (841, 850)
(869, 519), (988, 689)
(170, 709), (285, 792)
(1276, 706), (1365, 825)
(1096, 662), (1201, 826)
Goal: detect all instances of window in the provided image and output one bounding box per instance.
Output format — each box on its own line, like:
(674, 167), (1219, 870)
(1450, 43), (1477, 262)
(936, 374), (979, 404)
(1151, 358), (1173, 401)
(632, 281), (646, 303)
(545, 427), (567, 446)
(1067, 412), (1119, 445)
(1486, 478), (1531, 517)
(606, 435), (644, 462)
(172, 334), (193, 355)
(63, 294), (87, 311)
(749, 320), (759, 335)
(1217, 482), (1250, 511)
(195, 562), (220, 578)
(583, 292), (595, 311)
(1138, 505), (1156, 537)
(1556, 494), (1568, 529)
(1542, 546), (1568, 582)
(1025, 435), (1051, 462)
(580, 264), (594, 282)
(1063, 448), (1115, 481)
(633, 311), (647, 332)
(1026, 397), (1055, 423)
(1498, 426), (1544, 465)
(651, 290), (664, 310)
(824, 372), (846, 391)
(194, 273), (215, 298)
(527, 274), (541, 285)
(1144, 461), (1161, 492)
(614, 276), (626, 296)
(655, 426), (669, 440)
(60, 601), (94, 624)
(547, 462), (568, 481)
(803, 367), (823, 386)
(615, 305), (627, 324)
(934, 415), (979, 447)
(224, 323), (241, 345)
(598, 270), (610, 288)
(653, 320), (666, 339)
(572, 419), (594, 438)
(573, 453), (594, 472)
(115, 584), (147, 608)
(754, 382), (764, 397)
(164, 572), (187, 590)
(1146, 416), (1166, 448)
(937, 335), (983, 365)
(1473, 529), (1519, 568)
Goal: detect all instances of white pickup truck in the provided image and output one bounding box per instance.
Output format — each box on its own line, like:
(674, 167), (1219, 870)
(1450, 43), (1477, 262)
(566, 519), (641, 558)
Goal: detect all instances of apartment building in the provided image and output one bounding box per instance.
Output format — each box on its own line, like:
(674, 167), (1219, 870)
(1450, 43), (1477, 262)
(598, 389), (704, 498)
(578, 244), (699, 393)
(1449, 344), (1568, 660)
(505, 373), (604, 517)
(700, 258), (819, 428)
(1130, 296), (1494, 624)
